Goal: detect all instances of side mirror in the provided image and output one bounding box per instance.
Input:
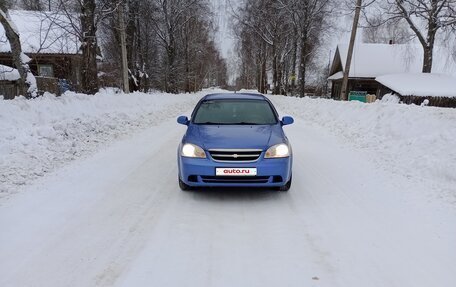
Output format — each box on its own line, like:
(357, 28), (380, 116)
(177, 116), (189, 125)
(281, 116), (294, 126)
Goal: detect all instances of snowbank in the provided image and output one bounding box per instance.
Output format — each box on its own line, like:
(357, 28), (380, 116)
(3, 89), (455, 199)
(270, 96), (456, 198)
(0, 89), (205, 194)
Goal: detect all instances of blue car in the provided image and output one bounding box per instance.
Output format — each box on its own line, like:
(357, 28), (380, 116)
(177, 93), (294, 191)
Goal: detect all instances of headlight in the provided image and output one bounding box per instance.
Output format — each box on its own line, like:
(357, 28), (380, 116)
(265, 143), (290, 158)
(181, 143), (206, 158)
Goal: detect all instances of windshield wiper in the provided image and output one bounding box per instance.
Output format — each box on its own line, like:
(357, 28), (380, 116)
(195, 122), (265, 125)
(233, 122), (261, 125)
(195, 121), (223, 125)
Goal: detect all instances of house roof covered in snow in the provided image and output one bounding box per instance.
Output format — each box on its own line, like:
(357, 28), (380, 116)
(376, 73), (456, 98)
(329, 43), (456, 79)
(0, 10), (81, 55)
(0, 64), (20, 81)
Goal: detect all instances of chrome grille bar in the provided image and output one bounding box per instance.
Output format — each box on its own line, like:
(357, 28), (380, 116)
(208, 149), (262, 162)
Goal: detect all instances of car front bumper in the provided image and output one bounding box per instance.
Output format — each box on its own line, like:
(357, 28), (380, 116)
(178, 153), (292, 187)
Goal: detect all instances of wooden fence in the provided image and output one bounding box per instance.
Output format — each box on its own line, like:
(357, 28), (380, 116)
(0, 81), (18, 99)
(398, 95), (456, 108)
(0, 77), (61, 99)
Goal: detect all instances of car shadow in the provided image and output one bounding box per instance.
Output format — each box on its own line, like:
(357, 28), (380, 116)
(184, 187), (285, 203)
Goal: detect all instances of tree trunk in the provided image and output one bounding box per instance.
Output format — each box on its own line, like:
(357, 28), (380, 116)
(184, 21), (190, 93)
(422, 46), (433, 73)
(261, 59), (267, 94)
(299, 35), (307, 98)
(119, 2), (130, 93)
(259, 43), (267, 94)
(0, 9), (37, 98)
(277, 61), (283, 95)
(272, 44), (279, 95)
(290, 32), (298, 96)
(255, 51), (262, 92)
(283, 60), (289, 95)
(80, 0), (99, 94)
(126, 0), (137, 91)
(422, 20), (436, 73)
(166, 41), (177, 93)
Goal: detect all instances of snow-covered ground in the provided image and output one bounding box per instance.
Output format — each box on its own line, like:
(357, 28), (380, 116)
(0, 90), (455, 287)
(0, 89), (203, 195)
(269, 95), (456, 203)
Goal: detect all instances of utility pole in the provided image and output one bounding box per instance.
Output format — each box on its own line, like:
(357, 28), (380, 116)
(340, 0), (362, 101)
(325, 49), (331, 98)
(119, 1), (130, 93)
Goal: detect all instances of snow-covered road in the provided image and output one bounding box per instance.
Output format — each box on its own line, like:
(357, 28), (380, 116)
(1, 95), (455, 287)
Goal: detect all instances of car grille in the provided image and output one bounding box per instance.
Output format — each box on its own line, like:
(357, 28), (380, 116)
(208, 149), (262, 162)
(201, 176), (270, 184)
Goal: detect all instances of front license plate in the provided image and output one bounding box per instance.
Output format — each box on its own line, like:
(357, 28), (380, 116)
(216, 168), (257, 176)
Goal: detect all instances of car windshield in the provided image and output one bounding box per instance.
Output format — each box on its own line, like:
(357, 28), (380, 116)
(192, 99), (278, 125)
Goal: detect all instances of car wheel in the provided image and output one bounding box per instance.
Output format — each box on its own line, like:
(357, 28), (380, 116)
(179, 178), (192, 191)
(278, 175), (292, 192)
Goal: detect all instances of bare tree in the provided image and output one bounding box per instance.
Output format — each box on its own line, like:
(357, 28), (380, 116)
(21, 0), (44, 10)
(98, 0), (226, 93)
(0, 7), (38, 98)
(78, 0), (99, 94)
(0, 0), (14, 10)
(362, 14), (412, 44)
(287, 0), (331, 97)
(381, 0), (456, 72)
(55, 0), (122, 94)
(235, 0), (331, 96)
(148, 0), (210, 93)
(237, 1), (294, 94)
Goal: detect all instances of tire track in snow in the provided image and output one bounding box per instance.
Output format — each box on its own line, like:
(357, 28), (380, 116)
(1, 120), (183, 287)
(280, 110), (455, 286)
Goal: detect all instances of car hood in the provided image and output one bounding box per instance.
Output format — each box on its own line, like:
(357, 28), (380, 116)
(184, 124), (285, 150)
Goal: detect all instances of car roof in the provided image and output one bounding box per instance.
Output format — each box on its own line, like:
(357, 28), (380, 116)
(202, 93), (267, 101)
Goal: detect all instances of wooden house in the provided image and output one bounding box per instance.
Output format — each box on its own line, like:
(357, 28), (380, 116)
(328, 43), (456, 100)
(0, 10), (82, 98)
